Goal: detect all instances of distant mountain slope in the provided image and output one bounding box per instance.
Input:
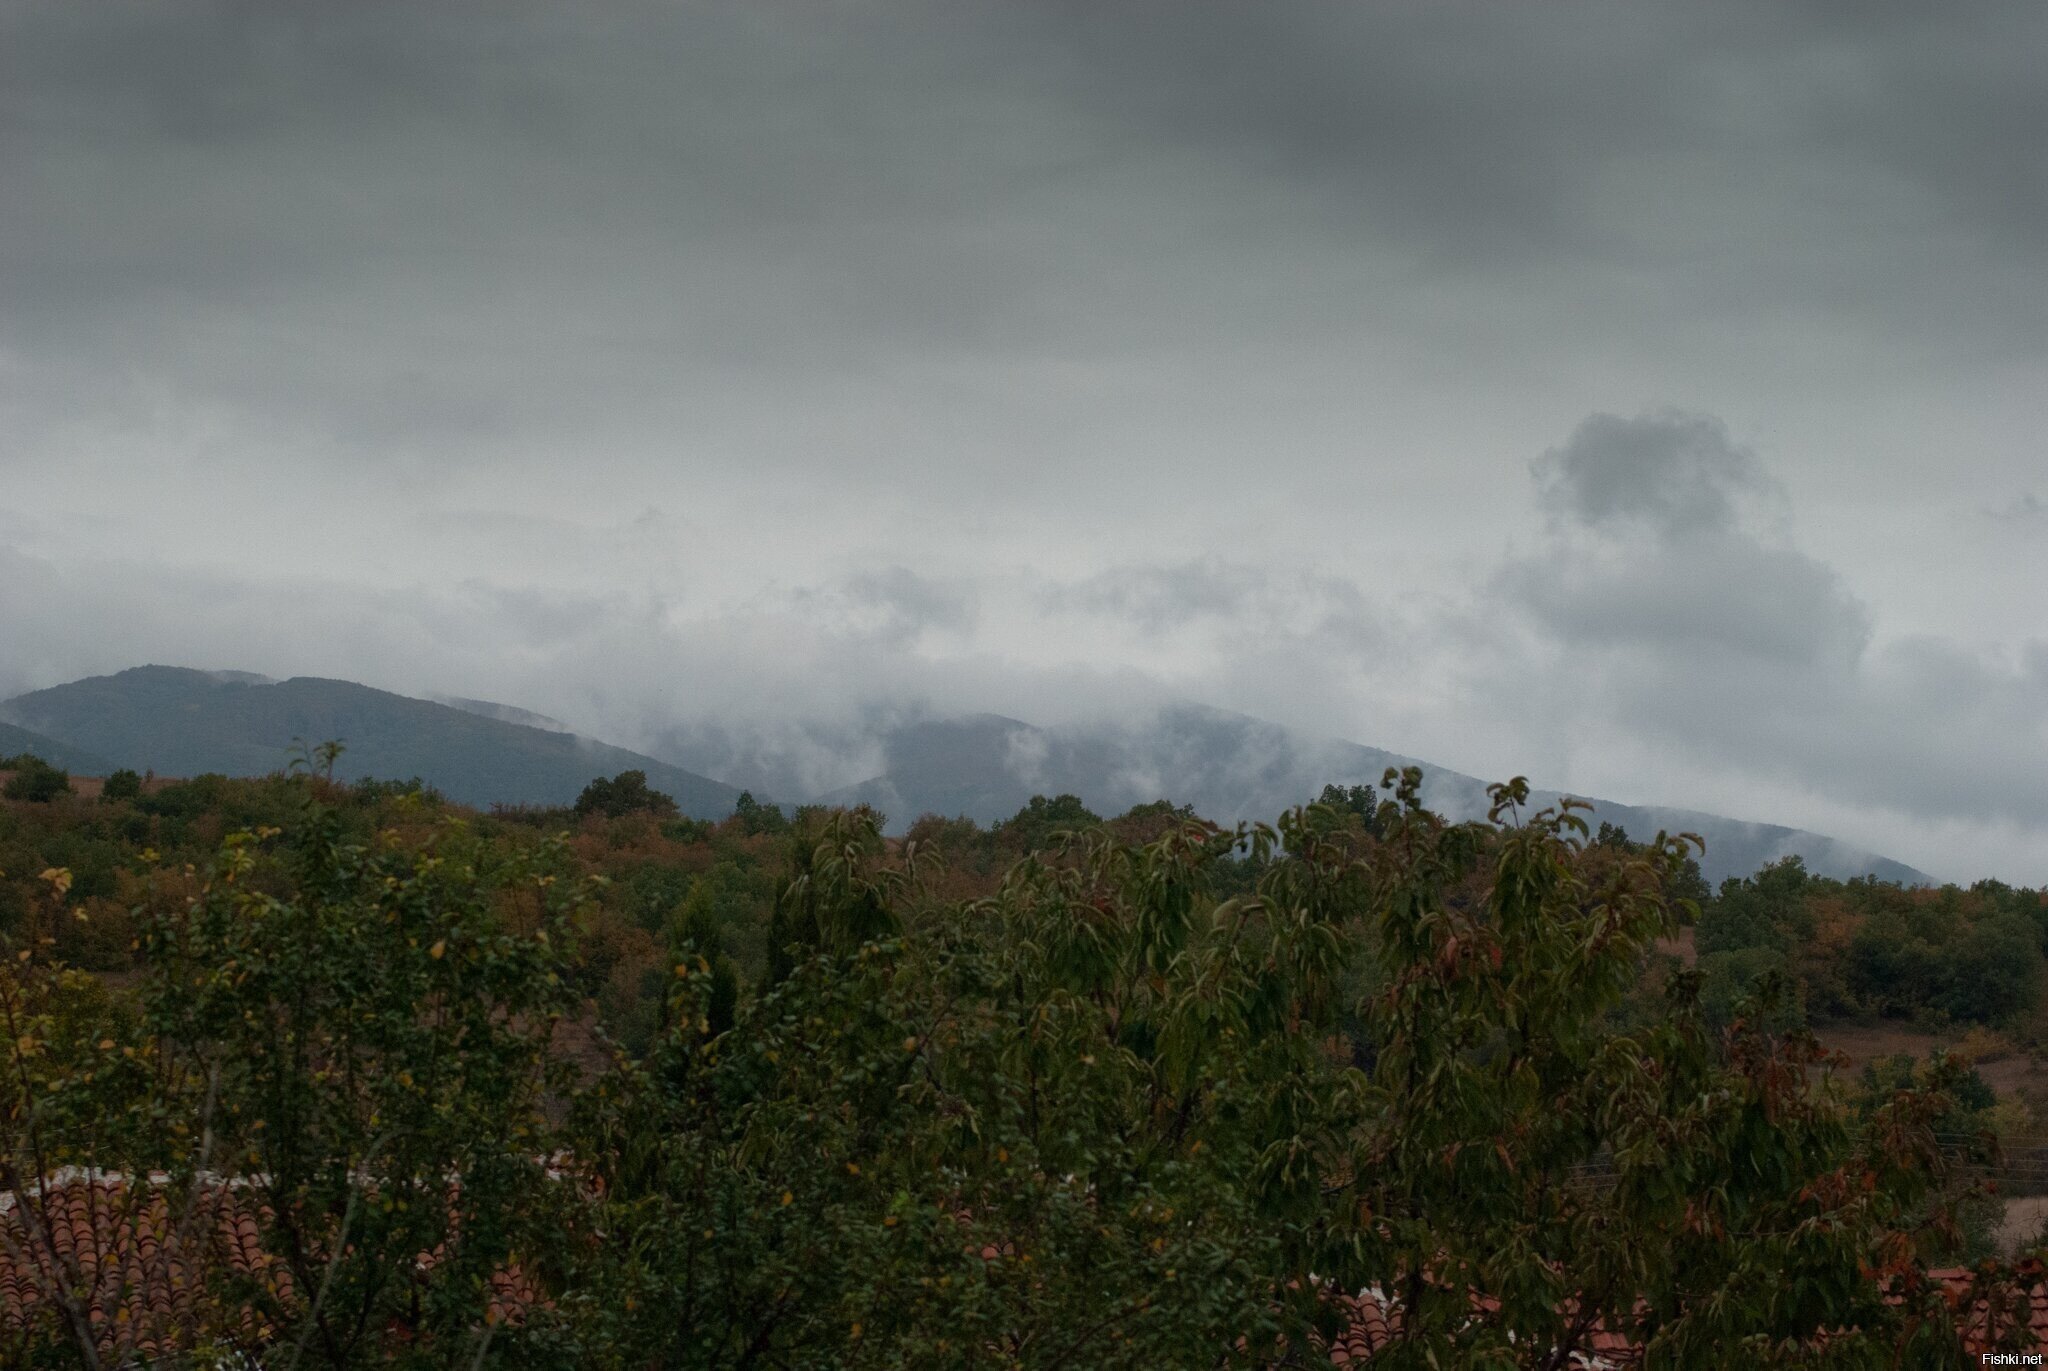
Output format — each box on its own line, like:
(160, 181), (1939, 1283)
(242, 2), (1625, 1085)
(816, 705), (1932, 887)
(434, 696), (572, 733)
(1, 667), (743, 817)
(0, 721), (115, 775)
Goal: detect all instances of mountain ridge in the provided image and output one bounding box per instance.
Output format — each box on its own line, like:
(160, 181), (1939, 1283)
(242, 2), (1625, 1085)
(1, 666), (742, 817)
(0, 720), (117, 776)
(3, 667), (1933, 885)
(803, 705), (1933, 887)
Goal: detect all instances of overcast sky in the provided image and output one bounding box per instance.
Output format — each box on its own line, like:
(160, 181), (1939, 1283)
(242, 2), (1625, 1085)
(3, 1), (2044, 881)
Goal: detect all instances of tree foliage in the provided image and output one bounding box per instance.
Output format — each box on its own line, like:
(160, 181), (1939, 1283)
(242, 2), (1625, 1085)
(731, 789), (790, 836)
(573, 769), (679, 820)
(100, 767), (143, 801)
(1317, 781), (1385, 836)
(0, 763), (2034, 1367)
(2, 754), (72, 803)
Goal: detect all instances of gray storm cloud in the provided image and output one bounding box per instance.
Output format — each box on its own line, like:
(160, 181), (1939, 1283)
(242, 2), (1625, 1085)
(1494, 410), (2048, 852)
(1533, 412), (1781, 539)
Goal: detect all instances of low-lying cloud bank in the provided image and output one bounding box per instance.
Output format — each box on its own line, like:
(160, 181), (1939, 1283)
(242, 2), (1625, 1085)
(3, 409), (2042, 884)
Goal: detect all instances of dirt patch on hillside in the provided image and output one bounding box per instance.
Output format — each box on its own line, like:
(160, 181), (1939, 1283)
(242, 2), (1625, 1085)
(1652, 927), (1697, 966)
(1818, 1023), (1956, 1071)
(1818, 1022), (2048, 1104)
(0, 770), (182, 802)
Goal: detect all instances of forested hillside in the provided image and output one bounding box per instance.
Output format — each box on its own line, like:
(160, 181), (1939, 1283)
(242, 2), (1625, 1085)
(0, 667), (742, 816)
(4, 755), (2045, 1365)
(0, 720), (114, 776)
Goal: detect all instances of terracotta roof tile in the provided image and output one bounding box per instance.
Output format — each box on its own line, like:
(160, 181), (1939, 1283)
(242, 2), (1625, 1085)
(13, 1174), (2048, 1362)
(1302, 1267), (2048, 1365)
(1, 1173), (536, 1361)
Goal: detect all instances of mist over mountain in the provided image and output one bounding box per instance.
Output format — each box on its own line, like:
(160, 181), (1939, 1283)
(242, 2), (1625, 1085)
(434, 696), (573, 734)
(0, 664), (1934, 885)
(658, 704), (1933, 887)
(1, 667), (740, 817)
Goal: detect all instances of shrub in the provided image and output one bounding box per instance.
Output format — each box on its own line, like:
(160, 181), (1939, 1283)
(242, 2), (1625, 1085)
(100, 768), (143, 801)
(2, 755), (70, 803)
(574, 769), (679, 819)
(731, 789), (789, 835)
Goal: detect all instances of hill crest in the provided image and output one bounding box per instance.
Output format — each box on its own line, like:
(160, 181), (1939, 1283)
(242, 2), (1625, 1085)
(805, 704), (1932, 887)
(1, 666), (741, 817)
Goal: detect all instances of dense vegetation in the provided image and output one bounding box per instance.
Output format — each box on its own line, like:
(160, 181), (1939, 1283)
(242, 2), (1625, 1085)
(1693, 855), (2048, 1030)
(1, 757), (2043, 1367)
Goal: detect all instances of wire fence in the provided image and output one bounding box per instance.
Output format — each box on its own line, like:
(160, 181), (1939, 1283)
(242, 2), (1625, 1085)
(1557, 1132), (2048, 1197)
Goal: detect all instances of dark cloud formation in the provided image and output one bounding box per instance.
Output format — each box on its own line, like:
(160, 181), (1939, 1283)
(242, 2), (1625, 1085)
(1533, 412), (1779, 538)
(2, 2), (2044, 880)
(1517, 412), (1863, 665)
(1495, 410), (2047, 863)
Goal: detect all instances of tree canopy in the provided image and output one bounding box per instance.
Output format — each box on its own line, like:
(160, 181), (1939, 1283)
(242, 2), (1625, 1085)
(573, 769), (680, 820)
(1, 753), (71, 803)
(0, 763), (2038, 1366)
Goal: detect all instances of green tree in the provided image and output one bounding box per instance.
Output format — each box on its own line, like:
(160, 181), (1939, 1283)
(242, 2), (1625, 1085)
(0, 866), (159, 1368)
(100, 767), (143, 801)
(991, 793), (1100, 853)
(2, 772), (2018, 1367)
(2, 755), (71, 803)
(575, 769), (680, 820)
(732, 789), (790, 835)
(132, 803), (589, 1365)
(553, 772), (1978, 1367)
(1317, 781), (1386, 836)
(1697, 856), (1812, 957)
(1936, 914), (2041, 1024)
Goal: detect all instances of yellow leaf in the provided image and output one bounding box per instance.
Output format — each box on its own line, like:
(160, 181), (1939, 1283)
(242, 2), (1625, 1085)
(780, 1190), (793, 1206)
(429, 940), (446, 960)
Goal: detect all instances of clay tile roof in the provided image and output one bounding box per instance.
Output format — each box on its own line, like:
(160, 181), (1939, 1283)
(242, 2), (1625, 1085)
(0, 1173), (292, 1361)
(1319, 1287), (1402, 1365)
(1, 1172), (538, 1362)
(15, 1175), (2048, 1363)
(1924, 1265), (2048, 1353)
(1307, 1267), (2048, 1365)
